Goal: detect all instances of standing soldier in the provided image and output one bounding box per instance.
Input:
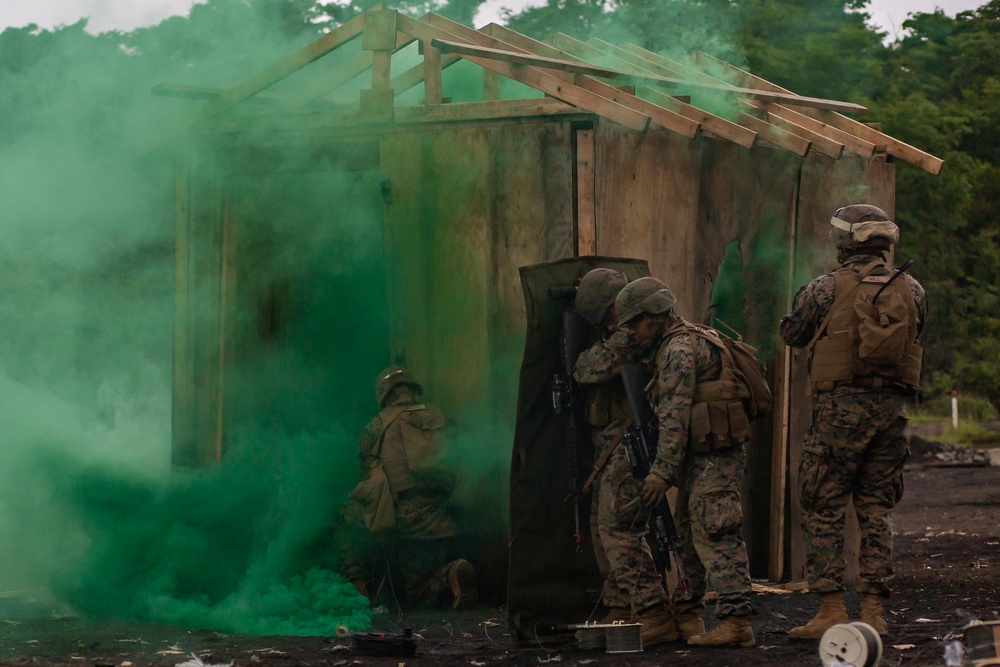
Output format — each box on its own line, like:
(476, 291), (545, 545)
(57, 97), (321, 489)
(610, 277), (756, 648)
(340, 366), (477, 609)
(780, 205), (926, 639)
(571, 269), (680, 647)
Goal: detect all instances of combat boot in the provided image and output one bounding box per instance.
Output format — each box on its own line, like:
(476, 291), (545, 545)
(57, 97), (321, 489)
(676, 611), (706, 641)
(859, 594), (889, 635)
(446, 559), (479, 610)
(687, 616), (755, 647)
(788, 592), (849, 640)
(636, 605), (679, 647)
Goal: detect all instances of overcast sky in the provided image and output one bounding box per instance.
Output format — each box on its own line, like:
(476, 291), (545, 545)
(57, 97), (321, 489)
(0, 0), (986, 38)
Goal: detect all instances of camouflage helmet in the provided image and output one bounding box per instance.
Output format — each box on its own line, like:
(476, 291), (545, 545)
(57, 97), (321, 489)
(375, 366), (422, 407)
(615, 276), (677, 326)
(575, 268), (628, 326)
(829, 204), (899, 249)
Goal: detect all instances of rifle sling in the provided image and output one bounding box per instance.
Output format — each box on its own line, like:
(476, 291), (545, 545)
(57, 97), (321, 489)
(582, 415), (633, 492)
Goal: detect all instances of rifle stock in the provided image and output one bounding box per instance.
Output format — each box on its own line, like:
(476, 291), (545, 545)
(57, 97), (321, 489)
(620, 364), (690, 594)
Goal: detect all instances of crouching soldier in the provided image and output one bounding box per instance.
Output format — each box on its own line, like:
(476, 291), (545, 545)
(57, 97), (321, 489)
(339, 366), (477, 609)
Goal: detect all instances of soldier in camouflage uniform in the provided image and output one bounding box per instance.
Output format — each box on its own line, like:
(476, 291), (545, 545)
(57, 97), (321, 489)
(339, 366), (477, 609)
(781, 205), (927, 639)
(571, 269), (678, 647)
(608, 277), (756, 648)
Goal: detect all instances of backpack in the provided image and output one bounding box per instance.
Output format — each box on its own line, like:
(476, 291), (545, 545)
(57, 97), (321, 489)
(718, 336), (773, 420)
(689, 326), (773, 420)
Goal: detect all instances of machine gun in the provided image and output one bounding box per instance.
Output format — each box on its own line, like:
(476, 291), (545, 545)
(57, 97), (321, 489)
(620, 363), (689, 594)
(552, 310), (591, 551)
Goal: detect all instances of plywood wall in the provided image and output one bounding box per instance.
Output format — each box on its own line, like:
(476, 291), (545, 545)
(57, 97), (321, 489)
(380, 121), (575, 415)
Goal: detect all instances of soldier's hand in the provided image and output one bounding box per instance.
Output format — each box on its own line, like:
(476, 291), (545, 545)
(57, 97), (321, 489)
(641, 473), (669, 508)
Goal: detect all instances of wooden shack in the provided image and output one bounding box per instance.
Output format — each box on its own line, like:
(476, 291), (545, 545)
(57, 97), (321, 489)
(160, 4), (943, 588)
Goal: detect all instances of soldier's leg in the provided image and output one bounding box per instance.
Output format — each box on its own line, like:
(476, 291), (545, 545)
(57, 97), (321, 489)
(854, 395), (909, 596)
(598, 444), (669, 614)
(590, 461), (622, 610)
(397, 537), (451, 607)
(798, 394), (865, 593)
(684, 449), (754, 648)
(687, 450), (752, 620)
(671, 473), (707, 617)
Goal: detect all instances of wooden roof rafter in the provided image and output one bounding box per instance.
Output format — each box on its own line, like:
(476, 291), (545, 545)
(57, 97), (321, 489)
(417, 13), (700, 138)
(149, 4), (943, 174)
(691, 51), (944, 175)
(488, 26), (757, 149)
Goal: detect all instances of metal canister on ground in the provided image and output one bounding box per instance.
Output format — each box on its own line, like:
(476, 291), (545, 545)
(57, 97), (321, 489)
(819, 622), (883, 667)
(965, 620), (1000, 665)
(605, 622), (643, 653)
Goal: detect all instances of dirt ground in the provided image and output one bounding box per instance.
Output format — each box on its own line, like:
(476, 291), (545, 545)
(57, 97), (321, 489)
(3, 447), (999, 667)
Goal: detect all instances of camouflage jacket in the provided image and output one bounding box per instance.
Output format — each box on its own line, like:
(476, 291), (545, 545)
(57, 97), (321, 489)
(573, 329), (636, 385)
(647, 317), (723, 485)
(780, 253), (928, 350)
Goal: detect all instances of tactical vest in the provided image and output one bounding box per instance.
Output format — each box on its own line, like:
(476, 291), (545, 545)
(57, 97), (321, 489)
(367, 403), (449, 497)
(661, 322), (752, 452)
(809, 262), (922, 394)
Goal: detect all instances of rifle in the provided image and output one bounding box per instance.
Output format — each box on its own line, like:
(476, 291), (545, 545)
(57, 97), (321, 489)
(620, 363), (690, 594)
(552, 310), (591, 551)
(872, 259), (914, 305)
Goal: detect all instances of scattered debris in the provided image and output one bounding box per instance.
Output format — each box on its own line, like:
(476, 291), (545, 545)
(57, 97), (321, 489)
(536, 655), (562, 663)
(892, 644), (916, 649)
(915, 618), (942, 623)
(470, 661), (486, 666)
(176, 653), (232, 667)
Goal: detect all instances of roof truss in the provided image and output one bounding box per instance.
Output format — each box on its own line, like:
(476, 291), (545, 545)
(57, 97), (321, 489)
(153, 5), (943, 174)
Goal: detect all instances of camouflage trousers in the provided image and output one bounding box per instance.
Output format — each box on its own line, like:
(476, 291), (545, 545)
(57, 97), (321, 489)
(339, 491), (459, 607)
(590, 427), (668, 613)
(672, 446), (753, 619)
(799, 389), (909, 596)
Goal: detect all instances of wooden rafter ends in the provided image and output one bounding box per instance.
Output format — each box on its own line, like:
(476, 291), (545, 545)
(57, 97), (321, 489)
(693, 51), (944, 174)
(431, 38), (621, 78)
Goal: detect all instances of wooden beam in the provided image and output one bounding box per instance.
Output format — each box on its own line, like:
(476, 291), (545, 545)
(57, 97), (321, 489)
(151, 83), (284, 103)
(483, 69), (501, 100)
(759, 109), (844, 159)
(547, 32), (755, 149)
(576, 128), (596, 256)
(396, 14), (652, 133)
(421, 15), (697, 137)
(752, 100), (877, 158)
(393, 97), (583, 123)
(432, 37), (620, 78)
(739, 113), (811, 156)
(392, 53), (461, 97)
(422, 42), (443, 104)
(582, 39), (868, 115)
(202, 10), (368, 118)
(694, 51), (944, 175)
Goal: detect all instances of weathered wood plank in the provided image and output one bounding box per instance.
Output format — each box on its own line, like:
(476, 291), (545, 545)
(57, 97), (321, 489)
(432, 38), (620, 77)
(548, 32), (755, 148)
(397, 14), (651, 132)
(739, 113), (811, 157)
(423, 42), (443, 104)
(419, 15), (697, 136)
(576, 128), (596, 255)
(594, 122), (703, 313)
(694, 51), (944, 174)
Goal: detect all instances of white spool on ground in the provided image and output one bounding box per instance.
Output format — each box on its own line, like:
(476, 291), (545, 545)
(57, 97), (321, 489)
(819, 622), (883, 667)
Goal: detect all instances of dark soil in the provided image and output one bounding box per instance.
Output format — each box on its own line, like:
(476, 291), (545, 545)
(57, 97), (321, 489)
(3, 456), (999, 667)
